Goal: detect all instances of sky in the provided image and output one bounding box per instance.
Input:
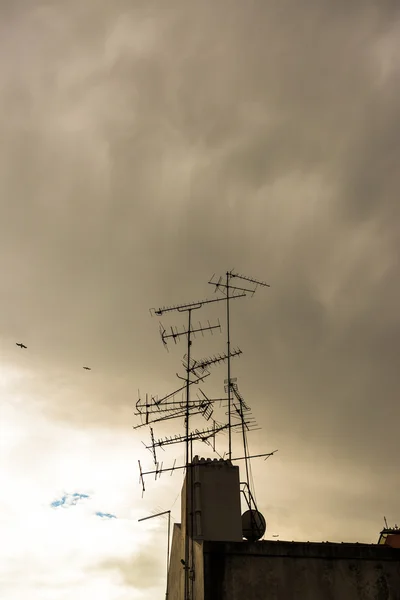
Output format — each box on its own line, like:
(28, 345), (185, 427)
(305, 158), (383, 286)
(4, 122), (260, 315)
(1, 0), (400, 597)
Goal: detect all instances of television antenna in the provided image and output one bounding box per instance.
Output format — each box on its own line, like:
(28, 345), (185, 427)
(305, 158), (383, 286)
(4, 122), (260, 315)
(208, 270), (270, 516)
(208, 270), (270, 461)
(135, 275), (273, 600)
(146, 293), (246, 600)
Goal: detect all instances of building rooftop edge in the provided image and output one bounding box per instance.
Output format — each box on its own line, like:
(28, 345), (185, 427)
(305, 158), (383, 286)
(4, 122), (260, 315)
(202, 539), (400, 560)
(192, 455), (234, 466)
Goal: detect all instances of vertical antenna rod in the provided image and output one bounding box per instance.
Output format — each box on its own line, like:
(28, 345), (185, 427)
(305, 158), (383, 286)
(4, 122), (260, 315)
(226, 271), (232, 460)
(185, 309), (193, 468)
(184, 308), (193, 600)
(209, 269), (270, 461)
(239, 395), (251, 512)
(150, 293), (238, 600)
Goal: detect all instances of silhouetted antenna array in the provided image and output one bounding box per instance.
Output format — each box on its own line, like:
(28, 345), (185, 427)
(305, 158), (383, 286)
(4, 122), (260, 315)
(160, 319), (221, 349)
(145, 422), (235, 450)
(154, 370), (211, 406)
(135, 272), (273, 600)
(142, 427), (159, 466)
(230, 270), (270, 289)
(225, 377), (249, 410)
(209, 274), (256, 296)
(184, 348), (242, 373)
(138, 450), (278, 483)
(133, 396), (215, 430)
(208, 269), (270, 462)
(230, 383), (260, 433)
(138, 459), (145, 495)
(149, 293), (245, 317)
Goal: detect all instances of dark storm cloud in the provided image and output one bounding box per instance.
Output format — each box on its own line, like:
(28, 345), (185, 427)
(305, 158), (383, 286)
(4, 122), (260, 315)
(0, 0), (399, 540)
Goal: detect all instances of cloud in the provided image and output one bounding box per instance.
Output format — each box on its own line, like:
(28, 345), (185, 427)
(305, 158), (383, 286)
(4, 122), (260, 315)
(1, 0), (400, 598)
(0, 398), (173, 599)
(98, 546), (166, 590)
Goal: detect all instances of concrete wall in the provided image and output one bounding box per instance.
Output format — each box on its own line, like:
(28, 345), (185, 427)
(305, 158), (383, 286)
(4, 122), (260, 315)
(167, 526), (205, 600)
(167, 524), (183, 600)
(193, 540), (205, 600)
(203, 541), (400, 600)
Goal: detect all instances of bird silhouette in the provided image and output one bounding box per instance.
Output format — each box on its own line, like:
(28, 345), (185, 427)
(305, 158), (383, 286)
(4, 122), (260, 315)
(16, 342), (27, 349)
(83, 366), (91, 371)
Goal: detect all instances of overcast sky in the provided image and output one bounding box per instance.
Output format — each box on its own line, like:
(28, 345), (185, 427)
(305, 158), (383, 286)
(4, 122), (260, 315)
(1, 0), (399, 598)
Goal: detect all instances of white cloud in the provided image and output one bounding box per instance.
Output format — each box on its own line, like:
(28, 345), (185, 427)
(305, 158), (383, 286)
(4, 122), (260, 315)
(0, 365), (171, 599)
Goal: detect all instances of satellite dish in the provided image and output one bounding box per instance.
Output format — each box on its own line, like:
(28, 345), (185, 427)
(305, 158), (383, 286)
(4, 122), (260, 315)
(241, 509), (266, 541)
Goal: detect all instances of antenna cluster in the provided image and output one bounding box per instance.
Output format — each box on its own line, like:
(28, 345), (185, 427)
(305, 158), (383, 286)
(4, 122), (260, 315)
(135, 270), (273, 600)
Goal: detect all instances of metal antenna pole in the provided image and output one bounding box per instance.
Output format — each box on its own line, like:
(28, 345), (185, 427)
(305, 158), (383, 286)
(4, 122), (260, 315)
(190, 433), (194, 600)
(185, 309), (192, 468)
(208, 270), (270, 463)
(136, 279), (272, 591)
(184, 308), (192, 600)
(239, 396), (251, 512)
(167, 510), (171, 595)
(226, 271), (232, 460)
(138, 510), (172, 600)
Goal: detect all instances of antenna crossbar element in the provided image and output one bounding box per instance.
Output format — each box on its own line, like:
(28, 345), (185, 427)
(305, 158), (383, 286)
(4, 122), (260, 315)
(233, 450), (278, 461)
(209, 275), (257, 296)
(230, 270), (270, 289)
(135, 401), (209, 417)
(135, 394), (212, 415)
(138, 450), (278, 481)
(153, 371), (211, 406)
(146, 423), (227, 450)
(138, 460), (145, 496)
(133, 398), (215, 429)
(135, 393), (222, 416)
(159, 320), (221, 349)
(149, 427), (158, 465)
(225, 379), (250, 410)
(146, 421), (250, 451)
(150, 293), (246, 317)
(184, 348), (242, 373)
(200, 399), (213, 421)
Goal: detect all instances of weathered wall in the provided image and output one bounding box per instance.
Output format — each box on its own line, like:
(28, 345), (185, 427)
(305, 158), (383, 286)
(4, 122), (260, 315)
(167, 524), (183, 600)
(203, 541), (400, 600)
(192, 540), (204, 600)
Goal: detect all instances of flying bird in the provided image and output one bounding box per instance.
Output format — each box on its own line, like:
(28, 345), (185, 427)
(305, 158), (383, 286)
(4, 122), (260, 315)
(16, 342), (27, 349)
(83, 366), (91, 371)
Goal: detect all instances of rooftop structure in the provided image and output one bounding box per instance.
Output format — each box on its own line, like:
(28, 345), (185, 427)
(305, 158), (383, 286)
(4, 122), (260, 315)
(135, 274), (400, 599)
(167, 459), (400, 600)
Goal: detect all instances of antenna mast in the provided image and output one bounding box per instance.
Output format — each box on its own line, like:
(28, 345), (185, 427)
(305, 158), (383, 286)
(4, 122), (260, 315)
(148, 293), (244, 600)
(136, 276), (273, 599)
(226, 271), (232, 459)
(209, 269), (270, 462)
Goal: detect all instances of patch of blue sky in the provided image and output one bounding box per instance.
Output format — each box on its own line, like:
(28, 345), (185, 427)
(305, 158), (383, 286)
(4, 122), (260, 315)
(71, 493), (90, 504)
(50, 492), (90, 508)
(51, 495), (67, 508)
